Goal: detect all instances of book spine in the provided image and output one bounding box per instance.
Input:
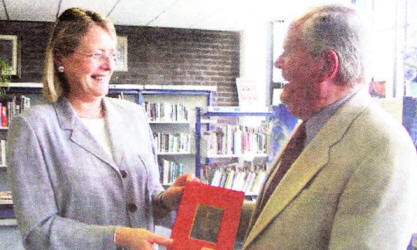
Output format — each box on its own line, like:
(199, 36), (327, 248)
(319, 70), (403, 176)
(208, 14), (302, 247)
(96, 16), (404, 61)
(1, 106), (7, 128)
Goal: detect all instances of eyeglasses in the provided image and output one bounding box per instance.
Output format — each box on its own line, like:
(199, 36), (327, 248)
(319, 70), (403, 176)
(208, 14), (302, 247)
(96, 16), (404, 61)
(74, 51), (118, 62)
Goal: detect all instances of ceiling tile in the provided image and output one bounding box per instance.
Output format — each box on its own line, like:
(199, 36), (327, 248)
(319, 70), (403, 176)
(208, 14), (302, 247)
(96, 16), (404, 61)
(109, 0), (179, 26)
(4, 0), (59, 21)
(59, 0), (118, 18)
(0, 0), (353, 31)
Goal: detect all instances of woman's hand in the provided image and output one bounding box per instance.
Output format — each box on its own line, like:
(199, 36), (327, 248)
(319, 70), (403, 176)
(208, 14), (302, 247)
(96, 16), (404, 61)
(163, 173), (199, 209)
(173, 173), (198, 186)
(115, 227), (173, 250)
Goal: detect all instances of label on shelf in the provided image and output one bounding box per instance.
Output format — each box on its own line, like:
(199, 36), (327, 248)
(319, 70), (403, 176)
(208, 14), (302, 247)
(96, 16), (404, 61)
(205, 106), (271, 113)
(0, 218), (17, 226)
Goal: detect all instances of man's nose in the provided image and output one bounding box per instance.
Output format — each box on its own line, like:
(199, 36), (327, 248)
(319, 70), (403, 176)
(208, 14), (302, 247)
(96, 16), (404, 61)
(274, 56), (283, 69)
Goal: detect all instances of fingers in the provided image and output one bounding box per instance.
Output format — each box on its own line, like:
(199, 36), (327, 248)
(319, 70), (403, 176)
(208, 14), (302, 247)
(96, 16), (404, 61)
(148, 233), (173, 247)
(172, 174), (189, 186)
(173, 173), (200, 186)
(164, 186), (183, 208)
(187, 173), (201, 182)
(185, 173), (197, 181)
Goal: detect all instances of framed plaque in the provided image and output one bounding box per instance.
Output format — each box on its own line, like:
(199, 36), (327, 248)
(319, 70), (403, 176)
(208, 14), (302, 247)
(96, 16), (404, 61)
(169, 182), (244, 250)
(115, 36), (128, 72)
(0, 35), (20, 77)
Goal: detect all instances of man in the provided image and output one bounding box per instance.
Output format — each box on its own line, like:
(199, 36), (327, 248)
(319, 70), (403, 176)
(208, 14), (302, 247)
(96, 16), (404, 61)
(240, 4), (417, 249)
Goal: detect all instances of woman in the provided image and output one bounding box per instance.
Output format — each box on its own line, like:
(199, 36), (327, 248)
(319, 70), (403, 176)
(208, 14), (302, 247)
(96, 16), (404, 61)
(7, 8), (192, 249)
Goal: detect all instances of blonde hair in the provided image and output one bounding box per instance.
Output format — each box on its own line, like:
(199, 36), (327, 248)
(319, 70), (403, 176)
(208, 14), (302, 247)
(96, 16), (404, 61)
(42, 8), (116, 102)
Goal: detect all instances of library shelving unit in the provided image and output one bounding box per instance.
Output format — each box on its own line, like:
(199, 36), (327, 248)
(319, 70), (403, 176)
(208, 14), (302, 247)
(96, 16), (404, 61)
(0, 82), (215, 226)
(140, 85), (215, 185)
(195, 106), (272, 197)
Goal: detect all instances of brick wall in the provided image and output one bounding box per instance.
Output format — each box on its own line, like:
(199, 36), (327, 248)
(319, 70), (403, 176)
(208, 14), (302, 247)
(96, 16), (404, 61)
(0, 21), (240, 106)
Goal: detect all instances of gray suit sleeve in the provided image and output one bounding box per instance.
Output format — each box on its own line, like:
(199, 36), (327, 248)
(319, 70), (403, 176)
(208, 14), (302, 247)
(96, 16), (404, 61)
(7, 116), (117, 250)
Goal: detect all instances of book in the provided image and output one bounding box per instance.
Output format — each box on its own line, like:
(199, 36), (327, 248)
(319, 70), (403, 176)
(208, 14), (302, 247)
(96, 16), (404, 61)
(0, 139), (6, 166)
(169, 181), (244, 250)
(1, 106), (7, 128)
(0, 206), (14, 219)
(403, 96), (417, 149)
(210, 169), (222, 187)
(250, 171), (267, 195)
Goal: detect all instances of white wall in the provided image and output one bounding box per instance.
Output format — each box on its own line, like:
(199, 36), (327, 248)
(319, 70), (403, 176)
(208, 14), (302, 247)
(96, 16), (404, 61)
(239, 22), (272, 107)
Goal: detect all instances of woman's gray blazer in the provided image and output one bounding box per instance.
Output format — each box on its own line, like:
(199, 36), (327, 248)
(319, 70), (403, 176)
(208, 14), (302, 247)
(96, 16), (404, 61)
(6, 96), (168, 249)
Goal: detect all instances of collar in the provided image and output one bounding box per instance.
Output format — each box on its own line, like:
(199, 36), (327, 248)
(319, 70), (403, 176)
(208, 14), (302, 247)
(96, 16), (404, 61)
(305, 88), (359, 146)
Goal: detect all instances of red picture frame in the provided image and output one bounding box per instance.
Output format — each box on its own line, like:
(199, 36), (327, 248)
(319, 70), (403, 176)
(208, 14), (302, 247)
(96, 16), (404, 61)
(169, 181), (244, 250)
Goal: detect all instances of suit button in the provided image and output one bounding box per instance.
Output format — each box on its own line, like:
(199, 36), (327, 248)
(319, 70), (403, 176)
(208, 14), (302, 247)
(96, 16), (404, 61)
(120, 170), (127, 178)
(128, 203), (137, 212)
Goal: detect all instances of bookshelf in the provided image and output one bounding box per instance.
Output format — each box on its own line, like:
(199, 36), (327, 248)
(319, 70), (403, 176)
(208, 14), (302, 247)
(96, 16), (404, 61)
(141, 85), (214, 185)
(195, 106), (272, 197)
(0, 82), (215, 224)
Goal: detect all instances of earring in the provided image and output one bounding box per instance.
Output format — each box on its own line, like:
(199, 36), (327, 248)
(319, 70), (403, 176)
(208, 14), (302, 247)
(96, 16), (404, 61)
(58, 65), (64, 73)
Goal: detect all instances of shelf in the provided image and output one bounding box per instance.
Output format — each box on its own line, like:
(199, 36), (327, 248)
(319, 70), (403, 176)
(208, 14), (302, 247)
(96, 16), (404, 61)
(3, 83), (216, 93)
(0, 200), (13, 205)
(200, 119), (212, 124)
(0, 165), (6, 169)
(4, 82), (42, 88)
(0, 218), (17, 226)
(202, 106), (272, 117)
(205, 153), (268, 159)
(157, 152), (193, 156)
(149, 121), (190, 125)
(143, 85), (216, 92)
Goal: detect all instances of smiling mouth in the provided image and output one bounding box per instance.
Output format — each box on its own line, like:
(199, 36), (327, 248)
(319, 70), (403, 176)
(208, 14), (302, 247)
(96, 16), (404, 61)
(92, 75), (107, 80)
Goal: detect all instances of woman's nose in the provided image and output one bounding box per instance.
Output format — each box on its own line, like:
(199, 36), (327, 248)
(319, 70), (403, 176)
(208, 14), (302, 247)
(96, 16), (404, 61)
(102, 56), (115, 71)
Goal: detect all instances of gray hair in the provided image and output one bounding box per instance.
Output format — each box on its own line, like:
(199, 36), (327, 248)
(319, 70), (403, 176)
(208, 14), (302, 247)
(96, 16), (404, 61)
(295, 4), (369, 86)
(42, 8), (116, 102)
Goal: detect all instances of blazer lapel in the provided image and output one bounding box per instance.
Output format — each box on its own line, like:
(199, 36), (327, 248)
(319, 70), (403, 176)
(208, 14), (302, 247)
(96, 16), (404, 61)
(244, 88), (371, 249)
(54, 97), (118, 170)
(102, 97), (128, 167)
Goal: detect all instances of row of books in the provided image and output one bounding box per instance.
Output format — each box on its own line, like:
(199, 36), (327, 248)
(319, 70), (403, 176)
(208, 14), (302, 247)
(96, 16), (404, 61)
(203, 164), (267, 195)
(159, 159), (184, 185)
(0, 206), (14, 219)
(0, 139), (6, 166)
(153, 132), (191, 154)
(0, 191), (14, 219)
(0, 191), (12, 202)
(144, 102), (189, 122)
(203, 124), (269, 156)
(1, 95), (31, 128)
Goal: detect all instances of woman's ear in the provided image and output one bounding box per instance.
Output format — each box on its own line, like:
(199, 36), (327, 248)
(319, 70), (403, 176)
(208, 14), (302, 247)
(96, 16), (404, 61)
(53, 49), (63, 67)
(319, 49), (339, 80)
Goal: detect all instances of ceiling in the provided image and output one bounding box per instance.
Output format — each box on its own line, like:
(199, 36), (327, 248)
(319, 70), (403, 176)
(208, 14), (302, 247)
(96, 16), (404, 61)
(0, 0), (345, 31)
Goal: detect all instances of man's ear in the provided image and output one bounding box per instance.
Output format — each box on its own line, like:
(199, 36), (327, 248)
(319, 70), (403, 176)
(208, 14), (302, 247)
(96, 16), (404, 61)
(319, 49), (339, 80)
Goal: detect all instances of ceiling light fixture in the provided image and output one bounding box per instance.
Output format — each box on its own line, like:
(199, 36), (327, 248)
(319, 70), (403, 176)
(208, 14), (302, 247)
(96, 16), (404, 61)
(106, 0), (122, 17)
(56, 0), (63, 19)
(1, 0), (9, 20)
